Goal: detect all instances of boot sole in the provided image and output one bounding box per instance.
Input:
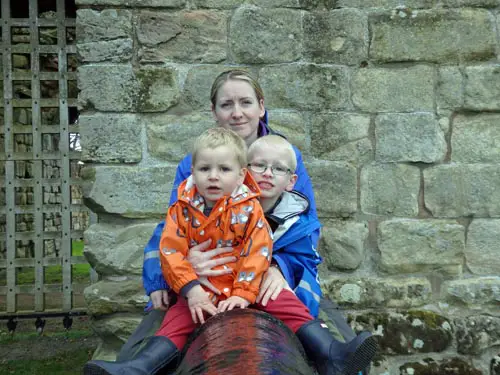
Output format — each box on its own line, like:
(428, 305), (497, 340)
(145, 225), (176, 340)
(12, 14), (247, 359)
(343, 335), (378, 375)
(83, 363), (112, 375)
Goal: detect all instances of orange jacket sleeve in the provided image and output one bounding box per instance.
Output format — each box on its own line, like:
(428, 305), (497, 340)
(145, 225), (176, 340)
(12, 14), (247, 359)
(231, 201), (273, 304)
(159, 204), (198, 294)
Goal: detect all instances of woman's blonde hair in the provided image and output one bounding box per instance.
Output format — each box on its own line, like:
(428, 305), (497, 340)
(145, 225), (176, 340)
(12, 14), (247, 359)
(210, 69), (264, 106)
(192, 128), (248, 168)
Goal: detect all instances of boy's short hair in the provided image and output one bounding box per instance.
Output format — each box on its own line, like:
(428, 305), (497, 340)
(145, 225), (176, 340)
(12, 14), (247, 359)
(192, 128), (248, 168)
(247, 135), (297, 172)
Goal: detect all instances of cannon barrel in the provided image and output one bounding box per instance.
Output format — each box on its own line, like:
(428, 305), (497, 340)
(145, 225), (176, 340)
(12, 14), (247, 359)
(175, 309), (317, 375)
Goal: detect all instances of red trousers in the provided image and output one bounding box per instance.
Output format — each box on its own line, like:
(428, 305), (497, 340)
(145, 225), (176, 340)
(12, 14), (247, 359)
(155, 290), (313, 350)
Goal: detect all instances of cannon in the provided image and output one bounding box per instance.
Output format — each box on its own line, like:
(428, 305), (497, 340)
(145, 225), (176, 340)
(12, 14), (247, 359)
(175, 308), (317, 375)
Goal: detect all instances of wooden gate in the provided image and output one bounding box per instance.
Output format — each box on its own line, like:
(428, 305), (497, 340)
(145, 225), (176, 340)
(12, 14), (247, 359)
(0, 0), (91, 315)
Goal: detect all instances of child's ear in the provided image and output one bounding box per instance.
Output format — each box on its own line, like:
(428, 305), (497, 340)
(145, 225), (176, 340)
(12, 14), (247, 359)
(285, 174), (298, 192)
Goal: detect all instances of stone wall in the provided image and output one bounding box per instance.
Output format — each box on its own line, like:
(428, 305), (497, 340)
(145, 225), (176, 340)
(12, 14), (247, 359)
(77, 1), (500, 373)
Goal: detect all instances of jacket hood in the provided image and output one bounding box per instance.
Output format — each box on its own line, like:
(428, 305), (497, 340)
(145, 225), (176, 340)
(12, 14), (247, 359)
(266, 191), (309, 225)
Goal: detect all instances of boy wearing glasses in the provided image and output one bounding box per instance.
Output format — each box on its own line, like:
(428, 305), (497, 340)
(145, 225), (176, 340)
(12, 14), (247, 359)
(85, 130), (377, 375)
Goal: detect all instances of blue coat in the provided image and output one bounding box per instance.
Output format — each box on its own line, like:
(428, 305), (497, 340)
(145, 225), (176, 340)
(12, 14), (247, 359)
(142, 123), (320, 314)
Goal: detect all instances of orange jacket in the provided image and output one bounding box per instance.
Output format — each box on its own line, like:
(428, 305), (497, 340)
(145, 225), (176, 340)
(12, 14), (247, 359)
(159, 172), (273, 304)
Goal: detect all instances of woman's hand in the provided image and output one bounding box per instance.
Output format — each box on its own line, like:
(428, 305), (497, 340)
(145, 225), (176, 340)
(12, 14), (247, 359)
(186, 285), (218, 324)
(188, 240), (236, 294)
(150, 289), (170, 311)
(256, 266), (293, 306)
(217, 296), (250, 313)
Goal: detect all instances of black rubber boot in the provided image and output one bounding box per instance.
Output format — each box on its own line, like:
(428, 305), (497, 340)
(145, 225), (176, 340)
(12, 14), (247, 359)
(83, 336), (179, 375)
(296, 320), (378, 375)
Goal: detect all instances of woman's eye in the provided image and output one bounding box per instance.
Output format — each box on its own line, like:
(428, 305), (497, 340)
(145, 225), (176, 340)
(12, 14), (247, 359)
(220, 103), (231, 109)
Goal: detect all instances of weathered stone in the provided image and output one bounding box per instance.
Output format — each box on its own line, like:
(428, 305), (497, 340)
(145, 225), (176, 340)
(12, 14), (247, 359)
(351, 66), (434, 112)
(492, 354), (500, 375)
(137, 11), (227, 63)
(464, 65), (500, 111)
(147, 113), (215, 162)
(76, 0), (185, 6)
(306, 160), (357, 217)
(400, 358), (482, 375)
(319, 221), (368, 271)
(310, 112), (372, 163)
(439, 0), (500, 6)
(375, 113), (447, 163)
(452, 114), (500, 163)
(259, 64), (350, 111)
(350, 310), (453, 354)
(455, 315), (500, 355)
(84, 279), (147, 316)
(378, 219), (465, 275)
(78, 65), (180, 112)
(444, 277), (500, 306)
(266, 110), (308, 155)
(84, 222), (158, 276)
(76, 9), (133, 43)
(424, 164), (500, 217)
(83, 165), (176, 217)
(437, 66), (464, 110)
(192, 0), (325, 8)
(89, 314), (143, 358)
(182, 65), (248, 111)
(321, 277), (432, 308)
(77, 39), (133, 63)
(335, 0), (437, 7)
(360, 163), (420, 217)
(466, 220), (500, 275)
(303, 9), (368, 65)
(230, 6), (302, 63)
(79, 113), (142, 163)
(370, 9), (496, 63)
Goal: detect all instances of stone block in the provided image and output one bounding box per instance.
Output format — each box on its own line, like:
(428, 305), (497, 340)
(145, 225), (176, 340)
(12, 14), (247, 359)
(306, 160), (357, 217)
(77, 40), (133, 63)
(83, 165), (177, 217)
(78, 65), (180, 112)
(452, 114), (500, 163)
(400, 358), (482, 375)
(230, 6), (302, 63)
(310, 112), (372, 163)
(361, 163), (420, 216)
(319, 221), (368, 271)
(259, 64), (350, 111)
(378, 219), (465, 275)
(437, 66), (464, 110)
(84, 279), (147, 316)
(466, 220), (500, 275)
(464, 65), (500, 111)
(84, 222), (158, 276)
(424, 164), (500, 217)
(147, 113), (215, 162)
(375, 113), (447, 163)
(76, 9), (132, 43)
(455, 315), (500, 355)
(266, 110), (308, 155)
(303, 9), (368, 65)
(444, 277), (500, 305)
(350, 310), (453, 354)
(370, 9), (496, 63)
(352, 66), (434, 112)
(137, 10), (227, 63)
(321, 277), (432, 308)
(76, 0), (185, 6)
(79, 113), (142, 163)
(335, 0), (437, 7)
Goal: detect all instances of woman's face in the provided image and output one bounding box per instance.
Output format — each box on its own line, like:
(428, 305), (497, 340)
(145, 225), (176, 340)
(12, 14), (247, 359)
(212, 80), (265, 146)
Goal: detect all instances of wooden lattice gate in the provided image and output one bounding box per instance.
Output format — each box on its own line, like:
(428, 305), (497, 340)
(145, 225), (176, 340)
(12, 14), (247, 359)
(0, 0), (92, 315)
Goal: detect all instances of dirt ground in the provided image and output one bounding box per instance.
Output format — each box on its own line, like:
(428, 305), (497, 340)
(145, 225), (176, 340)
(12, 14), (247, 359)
(0, 315), (99, 362)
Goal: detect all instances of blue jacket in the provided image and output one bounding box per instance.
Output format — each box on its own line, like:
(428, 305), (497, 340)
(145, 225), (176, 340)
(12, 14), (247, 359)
(142, 123), (319, 311)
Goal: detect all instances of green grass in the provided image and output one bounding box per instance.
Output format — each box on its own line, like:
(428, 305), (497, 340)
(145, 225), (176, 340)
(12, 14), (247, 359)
(0, 240), (91, 286)
(0, 348), (93, 375)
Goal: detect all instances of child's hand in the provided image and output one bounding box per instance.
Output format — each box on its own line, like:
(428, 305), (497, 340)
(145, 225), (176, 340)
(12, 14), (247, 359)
(186, 285), (217, 324)
(217, 296), (250, 313)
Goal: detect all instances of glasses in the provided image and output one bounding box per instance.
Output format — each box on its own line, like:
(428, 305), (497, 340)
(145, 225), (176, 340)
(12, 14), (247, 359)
(248, 163), (292, 176)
